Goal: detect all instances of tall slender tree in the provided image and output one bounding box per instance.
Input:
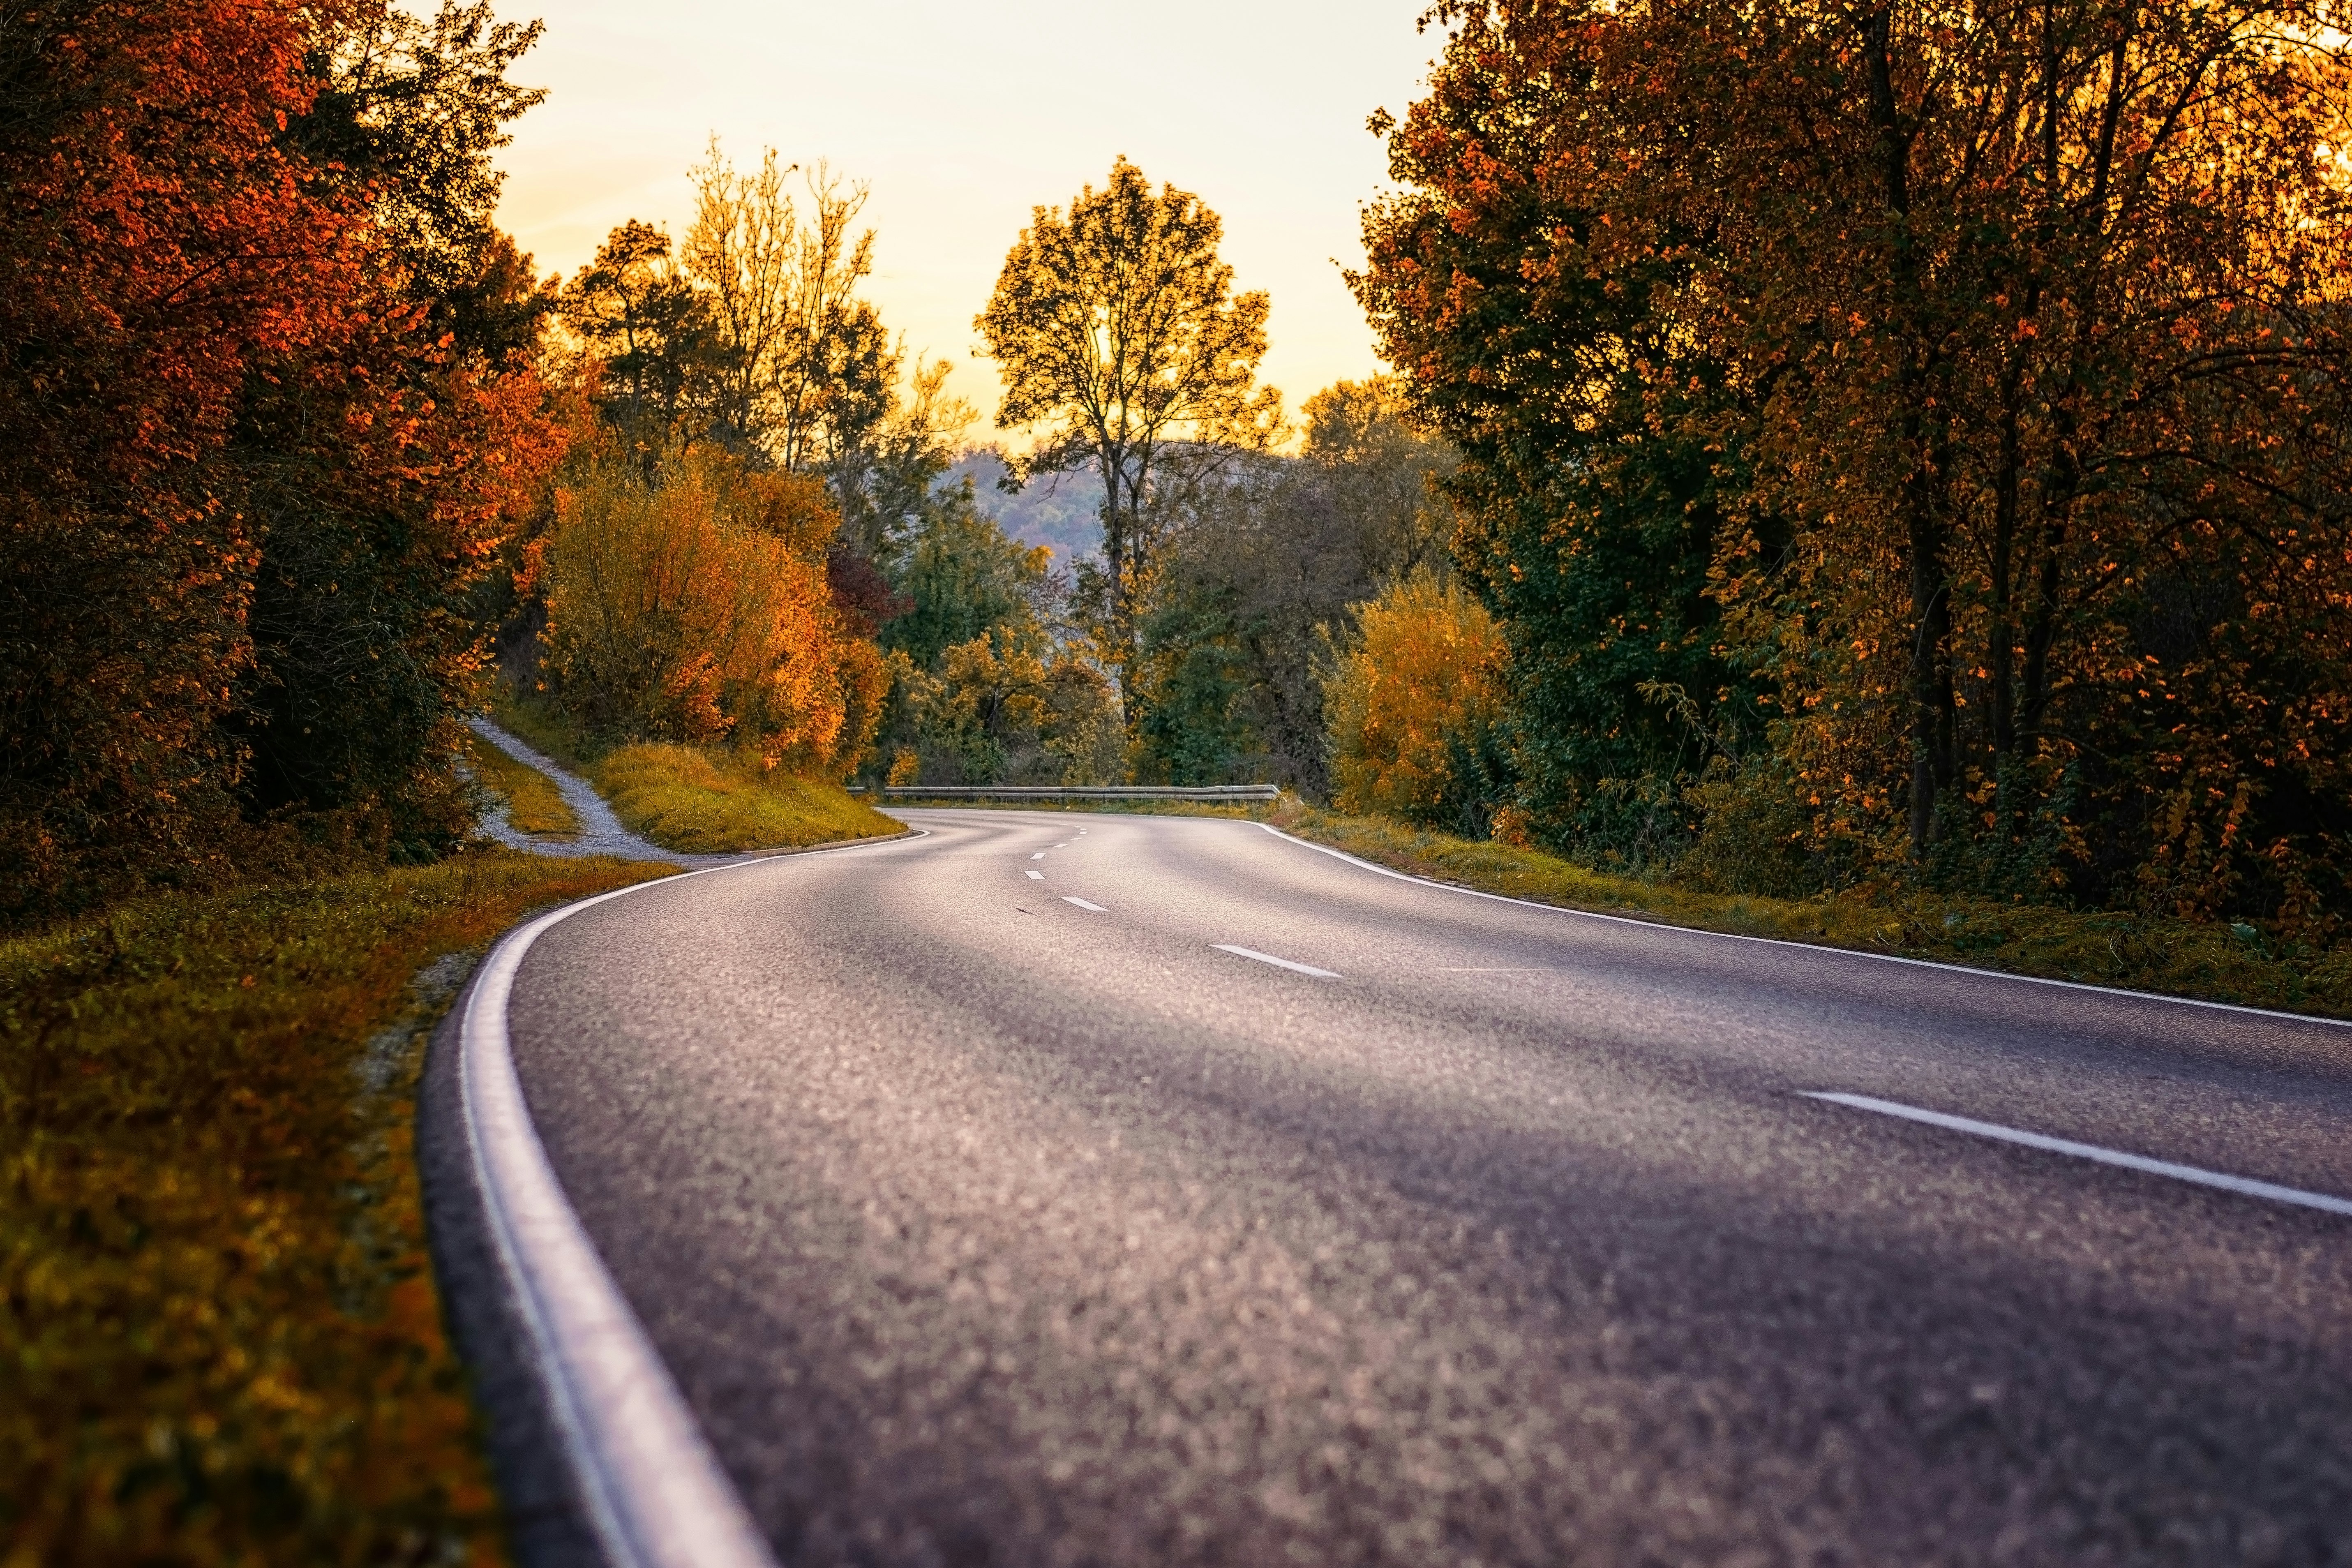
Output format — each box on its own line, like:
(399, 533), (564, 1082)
(977, 157), (1279, 707)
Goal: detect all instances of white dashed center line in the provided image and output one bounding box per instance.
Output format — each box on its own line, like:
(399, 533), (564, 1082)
(1025, 870), (1043, 880)
(1804, 1092), (2352, 1217)
(1064, 897), (1107, 912)
(1030, 852), (1046, 860)
(1213, 944), (1340, 979)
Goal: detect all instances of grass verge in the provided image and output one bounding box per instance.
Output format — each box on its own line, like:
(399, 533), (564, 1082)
(1, 851), (674, 1566)
(490, 693), (902, 854)
(1271, 802), (2352, 1021)
(463, 731), (577, 839)
(595, 744), (903, 854)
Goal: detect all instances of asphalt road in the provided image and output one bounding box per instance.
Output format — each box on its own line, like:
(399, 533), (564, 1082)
(499, 808), (2352, 1566)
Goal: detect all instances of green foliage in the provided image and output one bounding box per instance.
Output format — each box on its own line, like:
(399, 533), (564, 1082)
(0, 851), (673, 1565)
(590, 743), (902, 854)
(1354, 30), (1755, 868)
(880, 481), (1050, 671)
(866, 484), (1120, 787)
(1129, 379), (1459, 794)
(296, 0), (555, 360)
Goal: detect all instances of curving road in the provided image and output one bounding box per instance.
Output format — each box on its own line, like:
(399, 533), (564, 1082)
(482, 808), (2352, 1565)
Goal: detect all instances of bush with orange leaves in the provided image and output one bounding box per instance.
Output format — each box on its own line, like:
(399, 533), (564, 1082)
(1324, 572), (1512, 837)
(538, 446), (884, 776)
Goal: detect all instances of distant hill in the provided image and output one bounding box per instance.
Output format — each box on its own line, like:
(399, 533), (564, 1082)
(945, 449), (1101, 566)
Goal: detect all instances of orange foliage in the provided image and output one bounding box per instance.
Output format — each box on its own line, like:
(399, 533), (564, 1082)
(540, 448), (884, 775)
(0, 0), (359, 914)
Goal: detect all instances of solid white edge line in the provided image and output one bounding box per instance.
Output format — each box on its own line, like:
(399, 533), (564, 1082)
(459, 827), (928, 1568)
(1253, 822), (2352, 1032)
(1213, 943), (1342, 979)
(1801, 1091), (2352, 1217)
(1064, 896), (1107, 911)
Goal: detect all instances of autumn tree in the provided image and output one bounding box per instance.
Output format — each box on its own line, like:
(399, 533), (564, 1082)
(0, 0), (562, 920)
(0, 0), (345, 915)
(1368, 0), (2352, 924)
(977, 157), (1279, 709)
(564, 146), (968, 552)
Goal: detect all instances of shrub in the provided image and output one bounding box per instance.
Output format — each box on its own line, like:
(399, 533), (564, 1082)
(538, 447), (883, 775)
(1324, 572), (1510, 835)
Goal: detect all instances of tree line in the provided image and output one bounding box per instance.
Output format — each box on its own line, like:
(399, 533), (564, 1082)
(9, 0), (2342, 942)
(1354, 0), (2352, 933)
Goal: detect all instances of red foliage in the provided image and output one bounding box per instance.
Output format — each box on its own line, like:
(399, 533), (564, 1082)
(0, 0), (362, 910)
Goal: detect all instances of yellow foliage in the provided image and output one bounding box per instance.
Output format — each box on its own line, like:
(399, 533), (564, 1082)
(1324, 572), (1508, 824)
(540, 447), (881, 775)
(591, 742), (903, 854)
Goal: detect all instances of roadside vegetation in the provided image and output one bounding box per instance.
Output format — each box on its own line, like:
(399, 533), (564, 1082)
(5, 0), (2348, 1559)
(1272, 803), (2352, 1020)
(0, 852), (673, 1564)
(492, 695), (900, 853)
(596, 745), (899, 853)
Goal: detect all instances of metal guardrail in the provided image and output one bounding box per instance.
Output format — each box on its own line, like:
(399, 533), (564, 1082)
(852, 783), (1281, 803)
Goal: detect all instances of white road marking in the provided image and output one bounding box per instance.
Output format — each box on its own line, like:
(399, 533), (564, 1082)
(1025, 870), (1043, 880)
(1030, 852), (1046, 860)
(1804, 1092), (2352, 1217)
(1064, 897), (1107, 912)
(1054, 842), (1069, 848)
(1214, 944), (1341, 979)
(1258, 821), (2352, 1033)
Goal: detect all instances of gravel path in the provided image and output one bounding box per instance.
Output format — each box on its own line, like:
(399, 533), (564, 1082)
(467, 716), (710, 865)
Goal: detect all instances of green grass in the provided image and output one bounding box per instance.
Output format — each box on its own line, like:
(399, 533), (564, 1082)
(594, 744), (904, 854)
(1272, 803), (2352, 1020)
(463, 732), (577, 839)
(0, 851), (675, 1566)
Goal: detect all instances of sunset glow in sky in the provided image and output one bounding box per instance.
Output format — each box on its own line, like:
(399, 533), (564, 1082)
(492, 1), (1440, 430)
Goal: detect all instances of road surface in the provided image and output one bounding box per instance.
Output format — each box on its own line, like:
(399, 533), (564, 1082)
(482, 808), (2352, 1565)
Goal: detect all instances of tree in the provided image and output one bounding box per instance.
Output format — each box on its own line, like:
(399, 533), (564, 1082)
(1324, 571), (1512, 836)
(562, 219), (711, 458)
(296, 0), (553, 358)
(977, 157), (1279, 709)
(1368, 0), (2352, 926)
(1355, 18), (1755, 867)
(0, 0), (348, 916)
(1133, 379), (1457, 794)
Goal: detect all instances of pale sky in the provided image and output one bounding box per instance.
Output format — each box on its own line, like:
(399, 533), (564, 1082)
(492, 1), (1441, 432)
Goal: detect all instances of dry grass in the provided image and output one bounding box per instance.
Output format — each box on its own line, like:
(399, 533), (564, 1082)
(1273, 802), (2352, 1020)
(594, 744), (904, 854)
(0, 851), (674, 1566)
(463, 731), (576, 839)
